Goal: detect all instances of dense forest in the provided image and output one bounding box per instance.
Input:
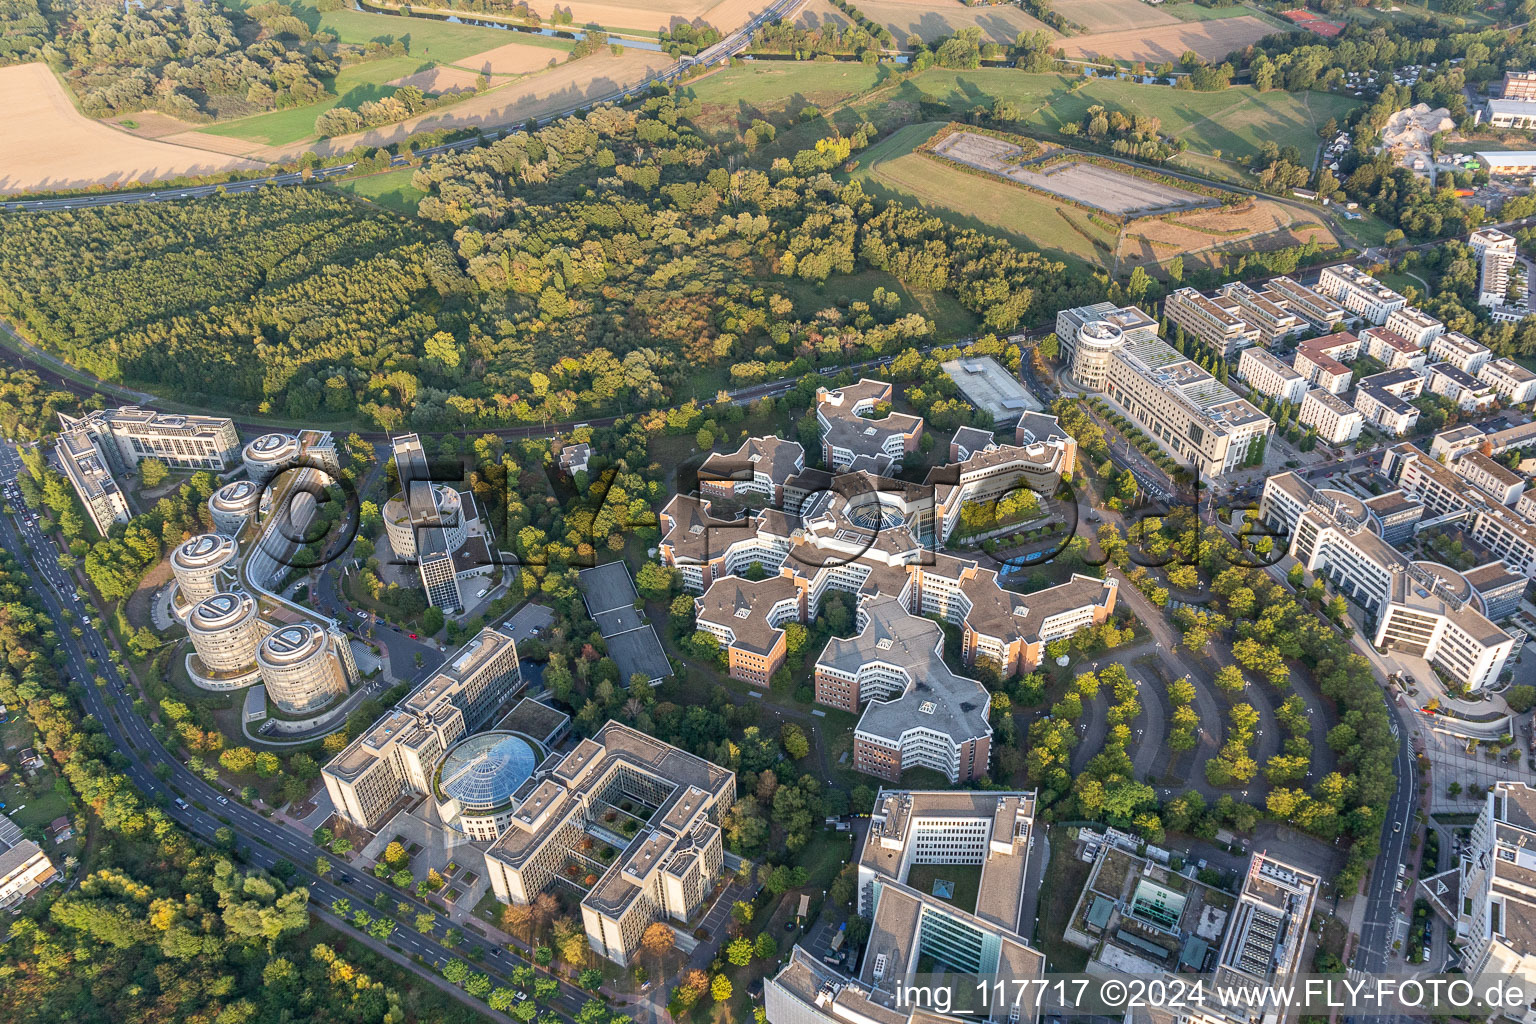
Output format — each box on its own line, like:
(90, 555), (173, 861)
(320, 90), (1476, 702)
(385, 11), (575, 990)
(0, 93), (1101, 430)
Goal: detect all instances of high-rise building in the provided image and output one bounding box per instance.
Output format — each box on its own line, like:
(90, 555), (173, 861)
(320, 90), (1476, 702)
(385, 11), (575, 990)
(170, 533), (239, 606)
(256, 622), (352, 715)
(185, 591), (263, 686)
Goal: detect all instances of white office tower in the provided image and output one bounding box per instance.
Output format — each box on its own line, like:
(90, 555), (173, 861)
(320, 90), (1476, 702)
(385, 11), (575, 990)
(257, 622), (351, 715)
(170, 534), (238, 606)
(185, 592), (262, 686)
(242, 433), (300, 486)
(207, 479), (262, 536)
(1056, 302), (1157, 391)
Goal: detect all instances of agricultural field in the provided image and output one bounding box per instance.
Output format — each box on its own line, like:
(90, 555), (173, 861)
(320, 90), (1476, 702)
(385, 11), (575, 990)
(388, 40), (567, 93)
(0, 62), (263, 195)
(1061, 15), (1276, 63)
(1057, 0), (1180, 33)
(1119, 198), (1338, 269)
(853, 122), (1118, 267)
(796, 0), (1055, 45)
(278, 0), (550, 59)
(333, 165), (427, 215)
(196, 55), (426, 147)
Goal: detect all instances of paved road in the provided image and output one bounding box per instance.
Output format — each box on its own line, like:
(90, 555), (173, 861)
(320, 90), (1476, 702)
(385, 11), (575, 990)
(0, 439), (602, 1023)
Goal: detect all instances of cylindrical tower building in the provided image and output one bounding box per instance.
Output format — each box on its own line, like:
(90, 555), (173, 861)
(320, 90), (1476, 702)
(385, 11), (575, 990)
(171, 533), (238, 605)
(257, 623), (348, 714)
(383, 484), (466, 559)
(242, 433), (299, 487)
(208, 479), (261, 536)
(1071, 320), (1125, 391)
(186, 591), (261, 675)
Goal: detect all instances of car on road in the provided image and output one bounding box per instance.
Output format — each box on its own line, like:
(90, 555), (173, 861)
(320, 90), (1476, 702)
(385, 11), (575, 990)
(408, 633), (418, 639)
(174, 798), (188, 809)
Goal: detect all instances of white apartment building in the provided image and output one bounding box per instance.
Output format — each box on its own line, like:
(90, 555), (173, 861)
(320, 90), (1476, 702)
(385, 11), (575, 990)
(1360, 326), (1427, 372)
(1454, 451), (1525, 507)
(1215, 281), (1304, 344)
(1354, 369), (1423, 436)
(1261, 473), (1515, 691)
(1426, 362), (1498, 412)
(1298, 387), (1363, 445)
(1293, 332), (1359, 395)
(1384, 306), (1445, 348)
(1316, 265), (1407, 324)
(1481, 357), (1536, 405)
(1237, 347), (1308, 404)
(1454, 780), (1536, 1024)
(1470, 227), (1519, 309)
(1260, 276), (1347, 332)
(1428, 331), (1492, 374)
(1163, 287), (1260, 357)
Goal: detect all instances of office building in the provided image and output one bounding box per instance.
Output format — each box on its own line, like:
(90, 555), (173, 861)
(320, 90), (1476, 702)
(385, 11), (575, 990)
(170, 533), (239, 606)
(1484, 98), (1536, 129)
(241, 429), (339, 486)
(1354, 369), (1424, 436)
(256, 622), (353, 715)
(1454, 780), (1536, 1024)
(1237, 347), (1308, 404)
(57, 407), (239, 474)
(1384, 306), (1445, 348)
(1316, 265), (1407, 324)
(1102, 331), (1274, 478)
(323, 628), (525, 831)
(815, 380), (922, 473)
(1164, 287), (1260, 357)
(1211, 855), (1320, 1024)
(55, 427), (130, 536)
(1426, 362), (1498, 412)
(384, 433), (497, 613)
(1503, 71), (1536, 99)
(0, 817), (56, 912)
(766, 791), (1045, 1024)
(1476, 151), (1536, 177)
(484, 722), (736, 967)
(1293, 332), (1358, 394)
(1481, 358), (1536, 405)
(185, 591), (263, 688)
(1360, 326), (1426, 372)
(1298, 387), (1363, 445)
(208, 479), (262, 537)
(815, 596), (992, 783)
(1386, 442), (1536, 579)
(941, 357), (1044, 425)
(1262, 473), (1515, 691)
(700, 436), (806, 506)
(1057, 302), (1158, 390)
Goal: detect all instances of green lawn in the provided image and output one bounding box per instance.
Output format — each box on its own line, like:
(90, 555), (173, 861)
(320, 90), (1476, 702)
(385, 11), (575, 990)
(906, 862), (983, 913)
(1162, 1), (1267, 22)
(334, 165), (427, 215)
(199, 56), (424, 146)
(853, 121), (1116, 269)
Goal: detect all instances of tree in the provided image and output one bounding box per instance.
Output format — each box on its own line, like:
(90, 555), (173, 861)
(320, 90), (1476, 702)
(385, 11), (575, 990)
(712, 974), (733, 1002)
(726, 937), (753, 966)
(443, 959), (469, 983)
(139, 458), (169, 488)
(781, 723), (810, 760)
(754, 932), (778, 959)
(642, 920), (675, 964)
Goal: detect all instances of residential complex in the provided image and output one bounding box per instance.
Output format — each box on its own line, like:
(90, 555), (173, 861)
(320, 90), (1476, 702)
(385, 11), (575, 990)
(323, 627), (526, 832)
(484, 722), (735, 967)
(766, 790), (1044, 1024)
(1261, 472), (1517, 691)
(1427, 331), (1492, 374)
(1292, 332), (1358, 395)
(1359, 326), (1426, 372)
(1450, 780), (1536, 1024)
(1164, 287), (1260, 357)
(1483, 357), (1536, 406)
(1298, 387), (1363, 445)
(1215, 280), (1305, 344)
(1236, 347), (1307, 405)
(1385, 306), (1445, 348)
(1316, 265), (1407, 325)
(1426, 362), (1497, 413)
(1353, 368), (1423, 436)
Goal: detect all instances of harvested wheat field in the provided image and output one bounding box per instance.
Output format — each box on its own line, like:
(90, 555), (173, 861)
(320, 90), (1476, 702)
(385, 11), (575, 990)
(1119, 198), (1337, 269)
(390, 40), (562, 93)
(0, 62), (264, 195)
(1056, 0), (1179, 33)
(1061, 16), (1273, 63)
(810, 0), (1054, 45)
(524, 0), (762, 34)
(256, 48), (672, 162)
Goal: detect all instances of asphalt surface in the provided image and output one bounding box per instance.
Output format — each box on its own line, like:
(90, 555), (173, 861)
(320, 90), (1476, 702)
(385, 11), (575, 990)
(0, 438), (599, 1020)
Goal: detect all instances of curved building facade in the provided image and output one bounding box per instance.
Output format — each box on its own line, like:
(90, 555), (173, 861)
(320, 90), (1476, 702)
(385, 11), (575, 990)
(187, 591), (262, 679)
(383, 484), (466, 559)
(1071, 320), (1125, 391)
(433, 731), (540, 841)
(257, 622), (348, 714)
(208, 480), (262, 536)
(171, 534), (238, 605)
(242, 433), (299, 486)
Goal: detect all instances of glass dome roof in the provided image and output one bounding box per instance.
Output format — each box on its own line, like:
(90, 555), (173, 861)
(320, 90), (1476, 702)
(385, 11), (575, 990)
(438, 732), (536, 811)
